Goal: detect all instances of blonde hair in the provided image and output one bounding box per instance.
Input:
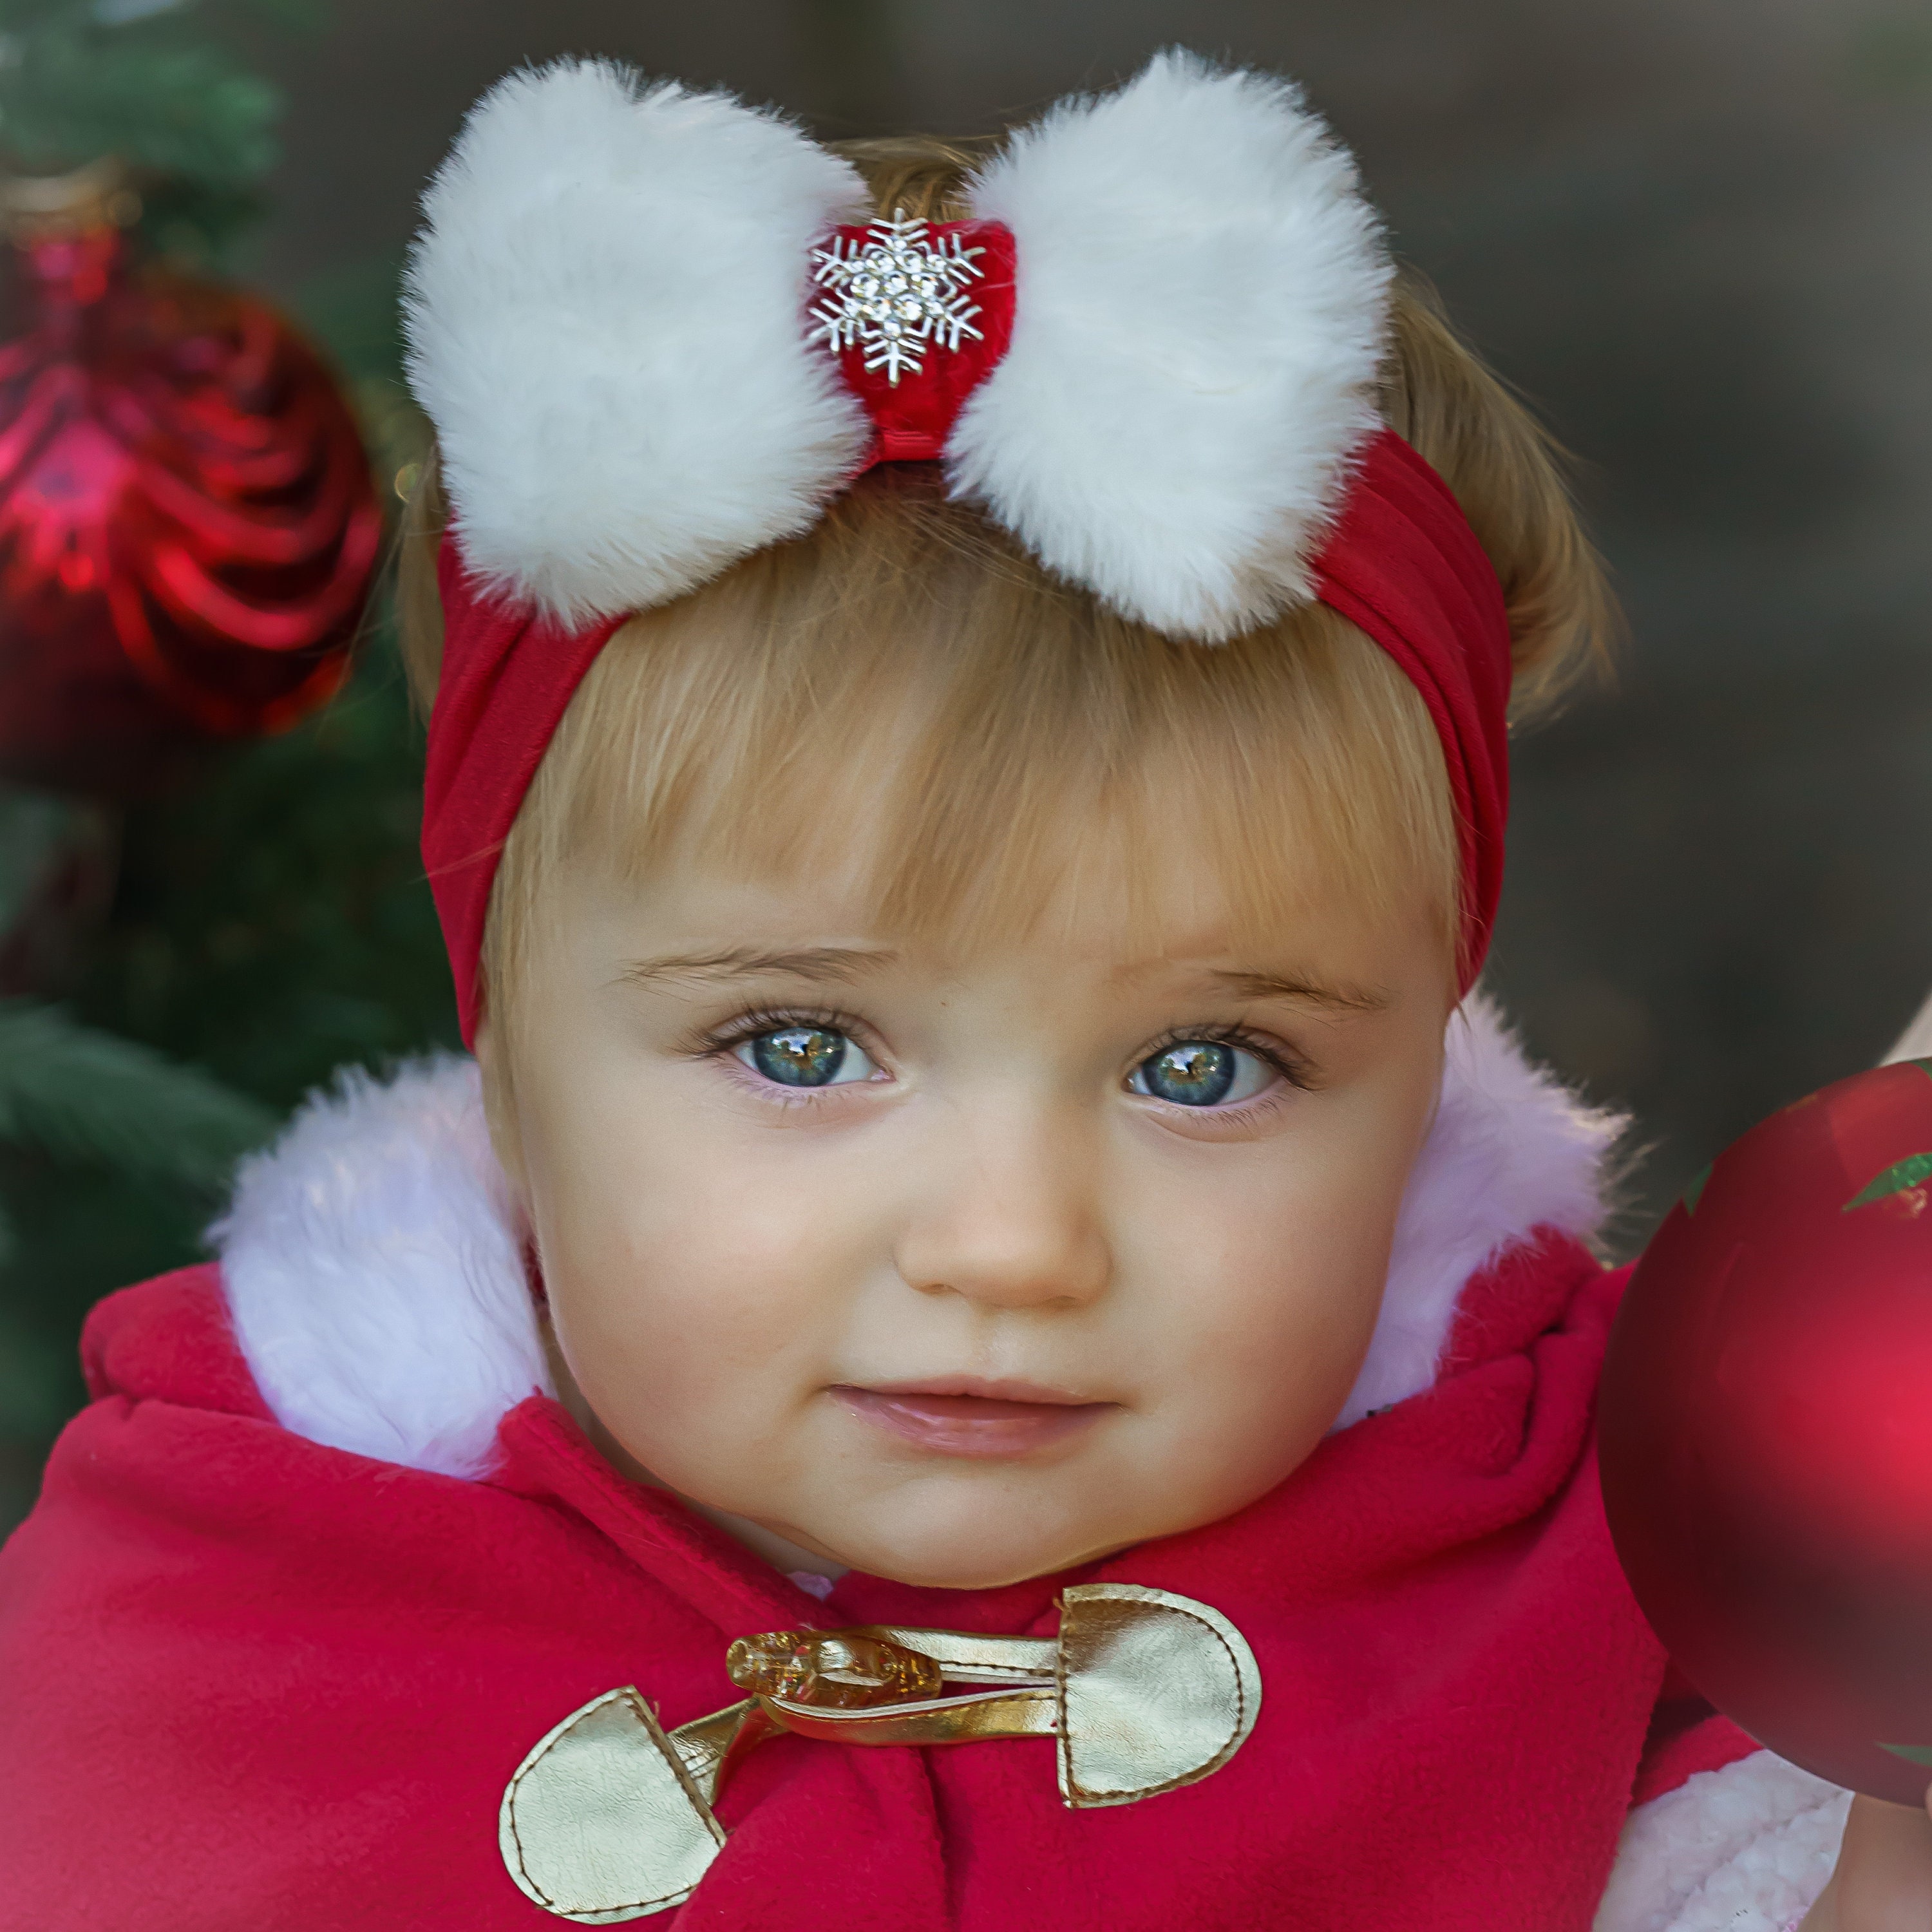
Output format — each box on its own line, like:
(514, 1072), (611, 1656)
(399, 136), (1612, 1028)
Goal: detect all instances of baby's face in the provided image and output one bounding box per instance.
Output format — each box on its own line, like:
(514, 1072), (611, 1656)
(483, 833), (1450, 1589)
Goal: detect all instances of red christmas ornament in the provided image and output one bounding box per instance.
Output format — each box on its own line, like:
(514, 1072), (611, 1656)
(1601, 1059), (1932, 1803)
(0, 182), (381, 795)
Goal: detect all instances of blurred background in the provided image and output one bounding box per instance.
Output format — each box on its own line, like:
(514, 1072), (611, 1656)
(3, 0), (1931, 1531)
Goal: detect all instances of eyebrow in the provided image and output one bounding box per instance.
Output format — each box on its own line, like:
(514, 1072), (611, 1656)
(617, 945), (900, 990)
(1205, 970), (1392, 1013)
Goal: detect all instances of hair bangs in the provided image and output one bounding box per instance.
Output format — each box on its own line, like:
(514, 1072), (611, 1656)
(480, 469), (1461, 1015)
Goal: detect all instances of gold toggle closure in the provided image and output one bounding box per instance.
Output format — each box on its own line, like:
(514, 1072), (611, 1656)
(499, 1585), (1262, 1922)
(723, 1623), (1060, 1752)
(724, 1627), (945, 1707)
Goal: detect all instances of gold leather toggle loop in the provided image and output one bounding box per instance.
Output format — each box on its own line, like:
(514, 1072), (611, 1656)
(723, 1622), (1059, 1752)
(499, 1585), (1263, 1922)
(1055, 1584), (1262, 1807)
(498, 1689), (726, 1924)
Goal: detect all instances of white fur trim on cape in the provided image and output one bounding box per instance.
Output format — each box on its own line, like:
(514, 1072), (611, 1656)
(402, 59), (871, 625)
(213, 1060), (550, 1480)
(949, 49), (1391, 641)
(1595, 1750), (1849, 1932)
(213, 996), (1616, 1480)
(1333, 997), (1622, 1427)
(1882, 981), (1932, 1063)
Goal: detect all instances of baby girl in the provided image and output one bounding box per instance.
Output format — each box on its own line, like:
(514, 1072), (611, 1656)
(0, 48), (1905, 1930)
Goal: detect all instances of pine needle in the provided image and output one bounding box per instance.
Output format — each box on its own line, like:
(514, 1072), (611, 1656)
(0, 1001), (276, 1191)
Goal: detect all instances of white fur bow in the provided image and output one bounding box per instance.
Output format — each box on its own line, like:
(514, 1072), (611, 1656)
(403, 51), (1392, 642)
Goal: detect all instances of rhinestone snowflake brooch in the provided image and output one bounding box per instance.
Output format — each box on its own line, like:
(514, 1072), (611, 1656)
(809, 210), (985, 386)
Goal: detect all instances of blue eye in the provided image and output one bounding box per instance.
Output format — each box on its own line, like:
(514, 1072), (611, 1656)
(737, 1026), (879, 1088)
(1130, 1040), (1273, 1107)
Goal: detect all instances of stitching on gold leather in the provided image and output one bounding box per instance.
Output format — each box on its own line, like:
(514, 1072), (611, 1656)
(1062, 1598), (1245, 1804)
(1054, 1636), (1070, 1782)
(504, 1689), (701, 1915)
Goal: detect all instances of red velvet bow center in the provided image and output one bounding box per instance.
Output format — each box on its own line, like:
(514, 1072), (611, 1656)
(814, 215), (1016, 468)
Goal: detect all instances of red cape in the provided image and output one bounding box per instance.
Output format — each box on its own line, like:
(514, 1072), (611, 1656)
(0, 1233), (1750, 1929)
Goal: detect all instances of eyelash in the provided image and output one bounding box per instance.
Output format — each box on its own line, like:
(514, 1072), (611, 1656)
(693, 1009), (1315, 1106)
(694, 1005), (883, 1076)
(1137, 1023), (1315, 1099)
(684, 1005), (882, 1111)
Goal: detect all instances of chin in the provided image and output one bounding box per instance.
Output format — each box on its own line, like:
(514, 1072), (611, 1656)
(830, 1508), (1139, 1592)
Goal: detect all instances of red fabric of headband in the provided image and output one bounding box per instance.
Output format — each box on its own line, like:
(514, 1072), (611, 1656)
(1312, 431), (1513, 992)
(423, 427), (1510, 1042)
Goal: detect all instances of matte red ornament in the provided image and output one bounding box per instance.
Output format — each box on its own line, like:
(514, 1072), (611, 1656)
(0, 217), (381, 795)
(1601, 1059), (1932, 1803)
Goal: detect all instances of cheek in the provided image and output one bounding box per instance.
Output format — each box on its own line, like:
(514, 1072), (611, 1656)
(1114, 1108), (1418, 1466)
(519, 1090), (891, 1454)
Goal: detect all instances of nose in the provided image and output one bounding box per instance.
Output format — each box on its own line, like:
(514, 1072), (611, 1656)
(894, 1099), (1112, 1312)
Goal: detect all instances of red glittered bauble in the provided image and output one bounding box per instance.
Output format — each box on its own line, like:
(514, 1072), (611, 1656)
(1601, 1059), (1932, 1803)
(0, 220), (381, 795)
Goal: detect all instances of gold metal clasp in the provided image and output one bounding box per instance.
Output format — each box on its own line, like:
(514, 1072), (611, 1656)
(724, 1627), (943, 1708)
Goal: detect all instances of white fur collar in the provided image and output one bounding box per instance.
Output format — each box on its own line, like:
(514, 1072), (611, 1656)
(213, 997), (1620, 1479)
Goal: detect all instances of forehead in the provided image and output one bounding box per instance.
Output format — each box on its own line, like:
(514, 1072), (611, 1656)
(501, 512), (1461, 1012)
(563, 802), (1431, 1003)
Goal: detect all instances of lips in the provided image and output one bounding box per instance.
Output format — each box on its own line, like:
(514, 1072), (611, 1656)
(830, 1378), (1117, 1459)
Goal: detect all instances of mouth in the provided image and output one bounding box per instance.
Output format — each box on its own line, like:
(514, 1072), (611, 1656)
(829, 1377), (1118, 1459)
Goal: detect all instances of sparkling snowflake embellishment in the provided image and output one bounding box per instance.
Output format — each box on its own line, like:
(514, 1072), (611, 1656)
(809, 210), (985, 386)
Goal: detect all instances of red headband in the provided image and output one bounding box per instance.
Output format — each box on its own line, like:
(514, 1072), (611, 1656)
(422, 422), (1509, 1043)
(410, 59), (1515, 1040)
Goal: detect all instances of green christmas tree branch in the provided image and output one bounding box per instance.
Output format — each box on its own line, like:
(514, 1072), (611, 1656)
(0, 998), (276, 1190)
(0, 0), (313, 254)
